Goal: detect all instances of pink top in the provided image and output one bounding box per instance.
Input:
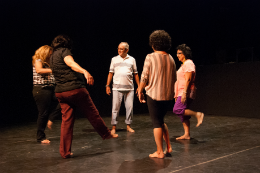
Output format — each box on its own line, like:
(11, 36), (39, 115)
(174, 59), (196, 99)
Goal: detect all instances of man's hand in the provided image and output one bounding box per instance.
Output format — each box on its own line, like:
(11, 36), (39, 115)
(106, 86), (111, 95)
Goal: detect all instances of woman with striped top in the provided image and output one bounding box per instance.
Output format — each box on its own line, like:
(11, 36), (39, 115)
(32, 45), (61, 143)
(137, 30), (176, 159)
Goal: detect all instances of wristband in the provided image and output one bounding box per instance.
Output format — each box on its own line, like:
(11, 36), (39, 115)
(105, 85), (109, 87)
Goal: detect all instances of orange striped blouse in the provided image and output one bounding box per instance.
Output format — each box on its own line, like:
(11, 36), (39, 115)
(141, 52), (176, 101)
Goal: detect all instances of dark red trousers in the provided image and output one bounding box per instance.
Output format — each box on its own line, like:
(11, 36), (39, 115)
(56, 88), (111, 158)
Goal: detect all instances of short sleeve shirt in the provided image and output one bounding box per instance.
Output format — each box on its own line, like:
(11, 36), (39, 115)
(50, 48), (86, 93)
(109, 54), (138, 91)
(175, 59), (196, 98)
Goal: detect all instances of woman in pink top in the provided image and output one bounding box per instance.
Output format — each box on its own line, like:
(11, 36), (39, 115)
(173, 44), (204, 140)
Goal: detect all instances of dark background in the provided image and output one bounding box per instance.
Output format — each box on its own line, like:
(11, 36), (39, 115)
(1, 0), (260, 125)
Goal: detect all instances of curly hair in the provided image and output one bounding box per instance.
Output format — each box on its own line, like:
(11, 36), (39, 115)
(176, 44), (192, 59)
(51, 35), (72, 50)
(149, 30), (171, 51)
(32, 45), (53, 66)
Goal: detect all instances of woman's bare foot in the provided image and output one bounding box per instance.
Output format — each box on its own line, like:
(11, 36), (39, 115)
(196, 112), (204, 127)
(127, 127), (135, 133)
(47, 120), (53, 130)
(65, 153), (73, 158)
(41, 139), (50, 144)
(176, 135), (190, 140)
(149, 151), (165, 159)
(163, 147), (173, 154)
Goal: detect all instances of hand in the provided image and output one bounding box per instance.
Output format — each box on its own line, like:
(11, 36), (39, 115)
(175, 97), (177, 102)
(138, 92), (146, 103)
(106, 86), (111, 95)
(84, 71), (94, 85)
(181, 93), (187, 104)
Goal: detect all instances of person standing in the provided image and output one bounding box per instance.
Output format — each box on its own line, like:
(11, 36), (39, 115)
(106, 42), (140, 134)
(137, 30), (176, 158)
(173, 44), (204, 140)
(32, 45), (61, 143)
(50, 35), (118, 159)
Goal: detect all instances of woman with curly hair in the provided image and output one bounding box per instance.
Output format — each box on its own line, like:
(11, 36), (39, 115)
(173, 44), (204, 140)
(32, 45), (61, 143)
(137, 30), (176, 158)
(50, 35), (118, 158)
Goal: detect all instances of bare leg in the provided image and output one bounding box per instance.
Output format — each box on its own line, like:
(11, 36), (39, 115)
(162, 123), (172, 154)
(184, 109), (204, 127)
(127, 124), (135, 133)
(111, 125), (116, 134)
(47, 120), (53, 130)
(176, 120), (190, 140)
(149, 128), (165, 159)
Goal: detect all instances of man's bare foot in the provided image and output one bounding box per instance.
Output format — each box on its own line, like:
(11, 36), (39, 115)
(149, 151), (164, 159)
(41, 139), (50, 144)
(105, 133), (118, 139)
(127, 127), (135, 133)
(176, 135), (190, 140)
(47, 120), (53, 130)
(111, 129), (116, 135)
(196, 112), (204, 127)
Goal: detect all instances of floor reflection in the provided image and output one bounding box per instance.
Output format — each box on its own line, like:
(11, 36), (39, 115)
(117, 157), (172, 173)
(171, 136), (206, 153)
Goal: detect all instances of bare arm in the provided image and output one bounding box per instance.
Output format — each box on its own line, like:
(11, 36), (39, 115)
(64, 55), (94, 85)
(137, 81), (146, 103)
(134, 73), (140, 94)
(106, 72), (113, 95)
(181, 72), (193, 104)
(35, 61), (52, 74)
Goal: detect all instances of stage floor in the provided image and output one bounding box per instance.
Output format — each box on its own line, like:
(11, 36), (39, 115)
(1, 112), (260, 173)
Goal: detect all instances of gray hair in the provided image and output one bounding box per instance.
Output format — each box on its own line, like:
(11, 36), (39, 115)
(119, 42), (129, 50)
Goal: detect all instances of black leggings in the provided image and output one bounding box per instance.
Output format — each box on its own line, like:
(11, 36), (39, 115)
(147, 95), (171, 128)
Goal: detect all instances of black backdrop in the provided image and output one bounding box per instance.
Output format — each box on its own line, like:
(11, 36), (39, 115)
(1, 0), (259, 125)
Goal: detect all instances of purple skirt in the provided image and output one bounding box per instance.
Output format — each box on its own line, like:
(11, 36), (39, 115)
(173, 96), (193, 122)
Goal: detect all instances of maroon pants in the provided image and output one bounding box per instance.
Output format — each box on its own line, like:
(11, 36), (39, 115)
(55, 88), (111, 158)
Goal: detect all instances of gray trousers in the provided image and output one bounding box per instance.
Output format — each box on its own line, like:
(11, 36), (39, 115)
(111, 90), (134, 125)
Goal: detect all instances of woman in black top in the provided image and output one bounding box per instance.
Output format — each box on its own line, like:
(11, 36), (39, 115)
(50, 35), (118, 159)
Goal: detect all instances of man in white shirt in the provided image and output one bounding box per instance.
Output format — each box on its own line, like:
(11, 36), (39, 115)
(106, 42), (140, 134)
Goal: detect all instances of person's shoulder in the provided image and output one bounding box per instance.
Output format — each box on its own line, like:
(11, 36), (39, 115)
(127, 54), (135, 60)
(185, 59), (194, 65)
(112, 55), (120, 59)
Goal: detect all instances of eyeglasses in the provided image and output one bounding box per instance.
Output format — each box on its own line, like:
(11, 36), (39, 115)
(117, 48), (125, 51)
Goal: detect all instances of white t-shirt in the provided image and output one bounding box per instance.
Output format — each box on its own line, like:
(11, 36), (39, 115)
(109, 54), (138, 91)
